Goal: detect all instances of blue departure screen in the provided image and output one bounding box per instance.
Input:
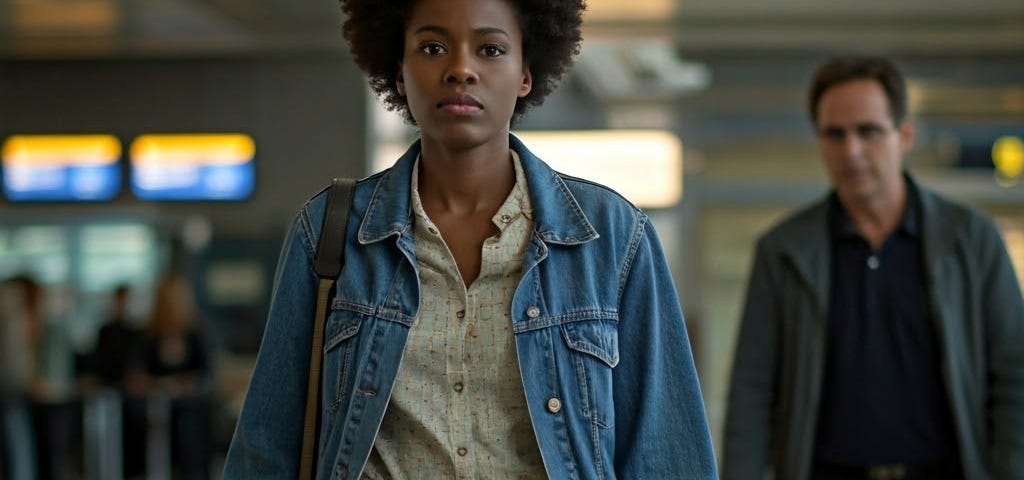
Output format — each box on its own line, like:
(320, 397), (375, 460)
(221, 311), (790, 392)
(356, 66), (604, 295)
(131, 160), (255, 200)
(129, 134), (256, 201)
(1, 135), (122, 201)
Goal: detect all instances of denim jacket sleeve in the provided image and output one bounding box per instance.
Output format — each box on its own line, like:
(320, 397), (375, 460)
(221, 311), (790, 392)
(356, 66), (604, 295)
(222, 210), (320, 478)
(613, 216), (719, 479)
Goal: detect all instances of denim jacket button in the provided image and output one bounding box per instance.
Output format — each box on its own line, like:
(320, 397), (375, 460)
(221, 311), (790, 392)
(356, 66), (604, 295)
(547, 397), (562, 413)
(526, 306), (540, 318)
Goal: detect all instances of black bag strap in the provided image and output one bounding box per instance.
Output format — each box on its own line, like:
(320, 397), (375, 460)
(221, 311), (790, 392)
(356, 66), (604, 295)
(300, 177), (356, 480)
(313, 178), (357, 279)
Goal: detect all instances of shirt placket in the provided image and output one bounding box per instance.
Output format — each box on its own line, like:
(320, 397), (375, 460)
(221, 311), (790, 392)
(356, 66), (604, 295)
(446, 268), (473, 479)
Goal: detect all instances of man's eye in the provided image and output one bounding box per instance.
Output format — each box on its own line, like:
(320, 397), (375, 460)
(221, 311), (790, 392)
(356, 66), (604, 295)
(821, 129), (846, 141)
(858, 126), (885, 140)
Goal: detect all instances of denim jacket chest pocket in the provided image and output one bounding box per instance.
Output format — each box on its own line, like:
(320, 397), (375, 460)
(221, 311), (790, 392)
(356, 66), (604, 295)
(322, 306), (363, 418)
(559, 318), (620, 429)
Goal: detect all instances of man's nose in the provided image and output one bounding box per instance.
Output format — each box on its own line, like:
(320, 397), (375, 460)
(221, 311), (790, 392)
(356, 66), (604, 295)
(841, 132), (866, 157)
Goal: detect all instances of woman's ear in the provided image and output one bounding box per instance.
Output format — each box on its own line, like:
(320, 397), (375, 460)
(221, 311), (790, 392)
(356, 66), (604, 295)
(396, 65), (406, 96)
(519, 67), (532, 98)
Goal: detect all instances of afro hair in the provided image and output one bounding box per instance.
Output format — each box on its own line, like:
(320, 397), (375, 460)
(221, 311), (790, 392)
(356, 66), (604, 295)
(340, 0), (585, 125)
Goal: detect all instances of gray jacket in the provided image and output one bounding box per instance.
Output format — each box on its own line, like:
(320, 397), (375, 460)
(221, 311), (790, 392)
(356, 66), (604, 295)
(722, 175), (1024, 480)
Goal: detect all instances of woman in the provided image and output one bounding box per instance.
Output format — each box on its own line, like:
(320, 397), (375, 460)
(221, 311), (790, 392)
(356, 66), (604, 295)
(223, 0), (717, 478)
(142, 273), (212, 480)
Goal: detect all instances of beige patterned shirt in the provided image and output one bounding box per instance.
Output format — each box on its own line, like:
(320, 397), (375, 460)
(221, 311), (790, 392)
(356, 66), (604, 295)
(361, 151), (546, 479)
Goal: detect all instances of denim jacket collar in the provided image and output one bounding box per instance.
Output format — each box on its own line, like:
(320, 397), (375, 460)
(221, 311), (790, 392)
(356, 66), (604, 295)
(357, 133), (599, 246)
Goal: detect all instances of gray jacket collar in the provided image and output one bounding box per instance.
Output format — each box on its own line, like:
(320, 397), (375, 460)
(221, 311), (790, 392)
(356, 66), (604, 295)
(780, 173), (950, 308)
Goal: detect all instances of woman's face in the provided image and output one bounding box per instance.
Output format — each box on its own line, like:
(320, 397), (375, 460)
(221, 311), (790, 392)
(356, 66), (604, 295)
(397, 0), (532, 150)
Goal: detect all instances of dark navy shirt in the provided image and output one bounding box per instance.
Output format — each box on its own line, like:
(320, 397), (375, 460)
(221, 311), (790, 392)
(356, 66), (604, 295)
(814, 188), (959, 466)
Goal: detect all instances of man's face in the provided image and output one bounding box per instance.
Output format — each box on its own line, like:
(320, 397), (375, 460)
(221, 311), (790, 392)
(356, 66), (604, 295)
(815, 79), (913, 207)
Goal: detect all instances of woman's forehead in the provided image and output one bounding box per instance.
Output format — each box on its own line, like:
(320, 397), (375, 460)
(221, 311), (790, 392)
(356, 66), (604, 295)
(405, 0), (522, 35)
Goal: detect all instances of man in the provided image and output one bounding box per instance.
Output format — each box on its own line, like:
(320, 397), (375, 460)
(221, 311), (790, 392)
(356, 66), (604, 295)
(723, 55), (1024, 480)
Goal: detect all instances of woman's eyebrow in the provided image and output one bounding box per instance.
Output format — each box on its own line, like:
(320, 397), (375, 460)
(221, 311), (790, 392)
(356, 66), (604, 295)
(474, 27), (510, 38)
(412, 24), (510, 39)
(412, 25), (447, 36)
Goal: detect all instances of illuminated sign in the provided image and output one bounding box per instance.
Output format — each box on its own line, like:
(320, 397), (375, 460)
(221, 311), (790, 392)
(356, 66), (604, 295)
(130, 133), (255, 201)
(374, 130), (684, 208)
(1, 134), (122, 201)
(993, 135), (1024, 185)
(515, 130), (684, 208)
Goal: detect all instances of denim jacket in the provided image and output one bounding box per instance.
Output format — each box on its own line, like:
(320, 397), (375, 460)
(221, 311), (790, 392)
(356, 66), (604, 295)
(223, 135), (718, 479)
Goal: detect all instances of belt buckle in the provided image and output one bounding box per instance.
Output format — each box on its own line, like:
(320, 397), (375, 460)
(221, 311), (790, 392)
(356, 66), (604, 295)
(867, 464), (907, 480)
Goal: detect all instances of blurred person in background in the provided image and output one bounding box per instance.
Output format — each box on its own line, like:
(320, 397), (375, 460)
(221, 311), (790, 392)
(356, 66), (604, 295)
(85, 284), (146, 392)
(1, 274), (77, 480)
(80, 284), (149, 479)
(1, 275), (36, 479)
(141, 272), (212, 480)
(222, 0), (716, 478)
(723, 55), (1024, 480)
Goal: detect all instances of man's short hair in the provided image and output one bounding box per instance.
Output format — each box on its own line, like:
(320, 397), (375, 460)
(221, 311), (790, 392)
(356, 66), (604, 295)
(808, 55), (908, 127)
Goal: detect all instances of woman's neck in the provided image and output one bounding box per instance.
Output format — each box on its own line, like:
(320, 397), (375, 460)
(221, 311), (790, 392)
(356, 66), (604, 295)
(417, 136), (515, 214)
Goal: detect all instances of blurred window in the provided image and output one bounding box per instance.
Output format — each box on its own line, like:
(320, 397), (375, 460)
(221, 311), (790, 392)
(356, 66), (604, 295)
(79, 224), (158, 293)
(0, 225), (69, 283)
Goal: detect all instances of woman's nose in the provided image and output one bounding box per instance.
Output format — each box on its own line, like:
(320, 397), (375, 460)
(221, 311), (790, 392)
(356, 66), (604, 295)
(444, 50), (478, 85)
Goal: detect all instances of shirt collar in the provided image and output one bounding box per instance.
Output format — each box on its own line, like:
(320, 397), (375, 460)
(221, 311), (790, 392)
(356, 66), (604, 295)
(408, 150), (533, 233)
(828, 176), (921, 240)
(495, 149), (534, 227)
(358, 134), (597, 245)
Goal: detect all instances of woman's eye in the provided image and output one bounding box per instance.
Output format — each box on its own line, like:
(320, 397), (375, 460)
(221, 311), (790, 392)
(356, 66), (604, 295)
(422, 43), (446, 55)
(482, 45), (505, 57)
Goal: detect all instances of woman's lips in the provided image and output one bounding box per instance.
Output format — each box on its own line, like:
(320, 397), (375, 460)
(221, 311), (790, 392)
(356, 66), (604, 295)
(438, 93), (483, 114)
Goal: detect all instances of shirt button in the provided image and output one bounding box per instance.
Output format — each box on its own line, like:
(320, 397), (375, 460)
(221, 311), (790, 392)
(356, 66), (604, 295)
(867, 255), (880, 270)
(453, 382), (464, 393)
(457, 447), (468, 456)
(456, 310), (465, 319)
(427, 226), (438, 235)
(526, 306), (540, 318)
(500, 214), (512, 224)
(547, 397), (562, 413)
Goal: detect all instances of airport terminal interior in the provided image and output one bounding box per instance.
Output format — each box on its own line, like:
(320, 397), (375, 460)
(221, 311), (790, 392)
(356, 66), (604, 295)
(1, 0), (1022, 478)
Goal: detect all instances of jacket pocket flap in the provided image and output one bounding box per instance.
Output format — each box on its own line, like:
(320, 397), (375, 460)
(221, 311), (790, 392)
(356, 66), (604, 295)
(561, 320), (619, 368)
(324, 316), (361, 353)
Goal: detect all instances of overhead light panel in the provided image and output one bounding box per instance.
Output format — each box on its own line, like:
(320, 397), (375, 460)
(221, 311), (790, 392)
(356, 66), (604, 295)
(12, 0), (118, 36)
(584, 0), (675, 21)
(575, 39), (711, 102)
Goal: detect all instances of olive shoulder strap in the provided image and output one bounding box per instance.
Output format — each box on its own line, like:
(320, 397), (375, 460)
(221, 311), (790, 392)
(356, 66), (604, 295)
(300, 177), (356, 480)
